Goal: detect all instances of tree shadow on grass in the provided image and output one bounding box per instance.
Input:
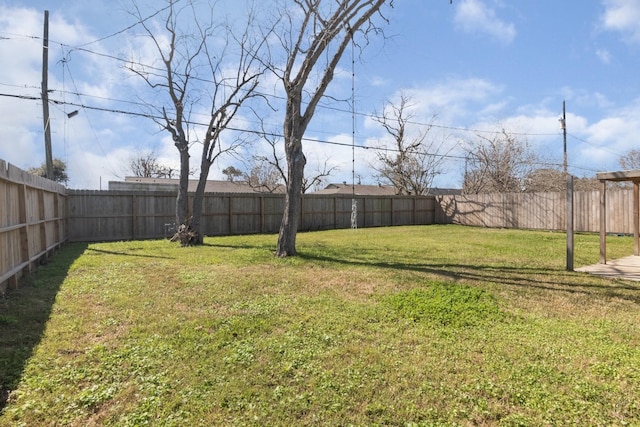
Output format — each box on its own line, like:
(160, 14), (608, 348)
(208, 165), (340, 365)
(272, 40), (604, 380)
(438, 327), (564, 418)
(86, 247), (173, 259)
(0, 242), (88, 412)
(171, 240), (640, 304)
(296, 252), (640, 305)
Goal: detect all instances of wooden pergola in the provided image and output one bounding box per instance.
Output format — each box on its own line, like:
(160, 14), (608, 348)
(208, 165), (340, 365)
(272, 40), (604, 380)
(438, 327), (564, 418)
(597, 170), (640, 264)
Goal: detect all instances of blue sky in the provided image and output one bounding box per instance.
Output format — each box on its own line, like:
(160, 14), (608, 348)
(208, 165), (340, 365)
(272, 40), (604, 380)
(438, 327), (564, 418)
(1, 0), (640, 190)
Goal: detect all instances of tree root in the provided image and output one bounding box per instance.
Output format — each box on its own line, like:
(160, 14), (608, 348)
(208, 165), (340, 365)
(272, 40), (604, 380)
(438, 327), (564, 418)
(170, 221), (199, 246)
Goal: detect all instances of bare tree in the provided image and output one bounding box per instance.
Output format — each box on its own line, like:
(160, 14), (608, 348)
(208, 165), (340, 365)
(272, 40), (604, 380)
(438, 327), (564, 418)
(246, 129), (288, 192)
(372, 93), (450, 195)
(222, 166), (243, 182)
(268, 0), (391, 256)
(462, 128), (538, 194)
(523, 167), (601, 192)
(28, 158), (68, 184)
(249, 124), (337, 193)
(126, 0), (268, 244)
(523, 167), (564, 193)
(128, 149), (176, 178)
(574, 176), (601, 191)
(243, 158), (284, 193)
(619, 149), (640, 170)
(302, 155), (339, 193)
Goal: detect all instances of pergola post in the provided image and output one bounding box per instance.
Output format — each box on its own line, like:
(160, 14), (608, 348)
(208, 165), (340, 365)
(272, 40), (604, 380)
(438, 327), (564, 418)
(595, 170), (640, 265)
(600, 179), (606, 264)
(635, 181), (639, 256)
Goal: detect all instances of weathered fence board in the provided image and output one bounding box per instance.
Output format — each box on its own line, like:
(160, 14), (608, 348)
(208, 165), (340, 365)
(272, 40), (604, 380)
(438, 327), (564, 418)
(0, 160), (67, 294)
(7, 149), (640, 296)
(67, 191), (437, 242)
(436, 189), (635, 234)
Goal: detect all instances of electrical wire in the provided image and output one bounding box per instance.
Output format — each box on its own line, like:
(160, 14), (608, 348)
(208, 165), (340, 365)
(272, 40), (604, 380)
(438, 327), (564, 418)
(73, 2), (174, 48)
(57, 60), (120, 178)
(0, 29), (570, 139)
(0, 89), (614, 176)
(0, 23), (622, 177)
(2, 28), (558, 139)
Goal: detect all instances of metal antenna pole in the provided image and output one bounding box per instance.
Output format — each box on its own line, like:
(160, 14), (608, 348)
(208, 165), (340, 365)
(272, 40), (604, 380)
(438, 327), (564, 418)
(350, 29), (357, 229)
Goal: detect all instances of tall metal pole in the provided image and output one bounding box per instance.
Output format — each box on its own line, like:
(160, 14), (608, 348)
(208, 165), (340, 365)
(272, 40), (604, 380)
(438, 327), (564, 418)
(561, 100), (574, 271)
(562, 101), (567, 175)
(42, 10), (54, 180)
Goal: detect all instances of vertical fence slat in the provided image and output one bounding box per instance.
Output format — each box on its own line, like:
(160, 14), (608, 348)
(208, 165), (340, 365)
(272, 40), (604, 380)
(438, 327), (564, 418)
(65, 191), (439, 242)
(436, 189), (636, 234)
(1, 161), (67, 293)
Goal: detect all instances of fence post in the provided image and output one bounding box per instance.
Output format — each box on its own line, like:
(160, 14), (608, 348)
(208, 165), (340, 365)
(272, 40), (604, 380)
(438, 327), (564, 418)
(38, 189), (47, 257)
(132, 194), (138, 240)
(634, 181), (639, 256)
(600, 181), (607, 264)
(17, 184), (29, 288)
(333, 196), (338, 229)
(260, 195), (265, 234)
(566, 175), (574, 271)
(390, 197), (394, 226)
(228, 195), (233, 235)
(413, 196), (416, 225)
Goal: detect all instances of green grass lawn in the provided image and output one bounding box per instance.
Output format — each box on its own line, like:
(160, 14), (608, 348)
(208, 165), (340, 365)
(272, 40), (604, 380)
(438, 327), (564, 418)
(1, 225), (640, 426)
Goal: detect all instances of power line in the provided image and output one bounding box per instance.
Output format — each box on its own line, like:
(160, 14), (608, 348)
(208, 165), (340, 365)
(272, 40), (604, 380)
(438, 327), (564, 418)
(0, 90), (610, 174)
(567, 132), (625, 158)
(0, 93), (39, 101)
(58, 60), (120, 178)
(0, 31), (570, 139)
(34, 97), (543, 164)
(74, 2), (174, 48)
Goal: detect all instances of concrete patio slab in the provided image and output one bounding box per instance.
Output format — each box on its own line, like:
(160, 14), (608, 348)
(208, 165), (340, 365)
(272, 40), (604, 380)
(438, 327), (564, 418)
(576, 255), (640, 281)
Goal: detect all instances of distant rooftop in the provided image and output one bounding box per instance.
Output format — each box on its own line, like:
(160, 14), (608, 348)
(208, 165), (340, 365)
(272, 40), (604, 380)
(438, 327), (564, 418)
(311, 183), (461, 196)
(108, 177), (284, 193)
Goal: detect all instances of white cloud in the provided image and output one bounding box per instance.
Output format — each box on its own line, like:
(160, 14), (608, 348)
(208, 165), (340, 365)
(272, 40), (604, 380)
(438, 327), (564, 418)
(559, 87), (614, 111)
(454, 0), (516, 44)
(596, 48), (612, 63)
(601, 0), (640, 43)
(402, 77), (505, 122)
(558, 99), (640, 173)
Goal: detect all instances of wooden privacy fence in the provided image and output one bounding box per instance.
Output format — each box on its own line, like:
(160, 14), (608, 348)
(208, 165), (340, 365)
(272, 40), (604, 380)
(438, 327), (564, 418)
(68, 190), (437, 242)
(436, 190), (635, 234)
(6, 156), (640, 293)
(0, 160), (67, 294)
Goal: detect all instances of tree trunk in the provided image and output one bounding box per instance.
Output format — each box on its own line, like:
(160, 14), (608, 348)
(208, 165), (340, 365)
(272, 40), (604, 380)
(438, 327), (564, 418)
(276, 137), (305, 257)
(190, 160), (211, 245)
(176, 147), (190, 226)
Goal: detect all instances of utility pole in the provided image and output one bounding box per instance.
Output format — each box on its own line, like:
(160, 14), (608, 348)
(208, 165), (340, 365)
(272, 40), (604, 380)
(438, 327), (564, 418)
(42, 10), (54, 180)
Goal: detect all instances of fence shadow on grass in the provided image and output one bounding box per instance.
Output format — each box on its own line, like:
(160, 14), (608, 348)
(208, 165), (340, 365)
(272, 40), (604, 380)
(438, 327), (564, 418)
(0, 242), (88, 412)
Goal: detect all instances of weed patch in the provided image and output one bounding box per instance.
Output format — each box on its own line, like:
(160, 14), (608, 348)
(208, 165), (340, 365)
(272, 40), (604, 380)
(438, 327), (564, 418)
(385, 281), (505, 327)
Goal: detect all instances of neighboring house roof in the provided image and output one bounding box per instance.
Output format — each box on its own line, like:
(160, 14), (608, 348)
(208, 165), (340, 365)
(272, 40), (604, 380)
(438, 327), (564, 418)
(428, 188), (462, 196)
(108, 177), (284, 193)
(311, 183), (461, 196)
(312, 183), (396, 196)
(109, 178), (460, 196)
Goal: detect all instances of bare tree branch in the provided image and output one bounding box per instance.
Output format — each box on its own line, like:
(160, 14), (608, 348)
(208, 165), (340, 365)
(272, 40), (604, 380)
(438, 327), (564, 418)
(273, 0), (392, 257)
(125, 0), (269, 244)
(372, 93), (450, 195)
(462, 128), (538, 194)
